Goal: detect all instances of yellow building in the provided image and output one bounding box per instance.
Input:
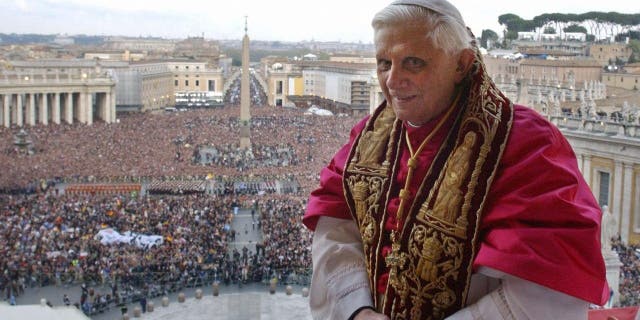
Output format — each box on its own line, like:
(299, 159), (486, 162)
(167, 60), (224, 93)
(602, 72), (640, 91)
(519, 58), (602, 84)
(589, 43), (633, 66)
(483, 55), (602, 89)
(266, 62), (303, 107)
(129, 62), (174, 112)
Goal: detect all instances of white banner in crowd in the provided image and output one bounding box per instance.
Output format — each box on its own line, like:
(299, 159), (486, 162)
(94, 228), (163, 248)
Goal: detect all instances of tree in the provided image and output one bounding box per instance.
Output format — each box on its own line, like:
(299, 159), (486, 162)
(498, 11), (640, 43)
(498, 13), (522, 27)
(628, 40), (640, 63)
(498, 14), (530, 40)
(480, 29), (500, 49)
(564, 24), (588, 34)
(616, 31), (640, 42)
(543, 27), (556, 34)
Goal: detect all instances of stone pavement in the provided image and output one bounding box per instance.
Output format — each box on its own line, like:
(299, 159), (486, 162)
(10, 281), (311, 320)
(229, 208), (262, 255)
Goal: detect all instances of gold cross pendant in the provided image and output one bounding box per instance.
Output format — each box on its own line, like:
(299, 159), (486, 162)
(385, 242), (406, 269)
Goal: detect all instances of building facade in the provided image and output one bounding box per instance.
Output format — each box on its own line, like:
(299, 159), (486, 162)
(3, 59), (223, 114)
(127, 62), (174, 112)
(0, 71), (116, 127)
(300, 61), (375, 114)
(483, 56), (603, 90)
(167, 60), (224, 93)
(105, 37), (176, 53)
(518, 58), (602, 85)
(602, 72), (640, 91)
(589, 43), (633, 66)
(513, 37), (589, 56)
(1, 59), (120, 126)
(553, 117), (640, 244)
(264, 61), (303, 107)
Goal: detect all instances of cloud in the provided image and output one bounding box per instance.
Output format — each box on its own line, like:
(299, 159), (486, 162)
(15, 0), (29, 11)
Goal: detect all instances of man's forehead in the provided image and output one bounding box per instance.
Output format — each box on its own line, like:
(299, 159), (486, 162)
(390, 0), (465, 26)
(374, 24), (434, 49)
(374, 36), (440, 58)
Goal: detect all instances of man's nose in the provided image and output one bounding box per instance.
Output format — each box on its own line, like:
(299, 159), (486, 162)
(385, 64), (405, 90)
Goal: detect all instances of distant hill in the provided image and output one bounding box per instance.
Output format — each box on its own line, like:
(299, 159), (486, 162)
(0, 33), (105, 46)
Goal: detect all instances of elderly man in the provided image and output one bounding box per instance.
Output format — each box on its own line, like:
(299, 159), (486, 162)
(302, 0), (609, 319)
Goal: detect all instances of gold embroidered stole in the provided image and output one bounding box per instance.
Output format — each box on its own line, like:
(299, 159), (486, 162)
(343, 59), (513, 319)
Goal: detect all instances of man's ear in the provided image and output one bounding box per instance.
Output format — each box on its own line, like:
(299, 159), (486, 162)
(454, 48), (475, 84)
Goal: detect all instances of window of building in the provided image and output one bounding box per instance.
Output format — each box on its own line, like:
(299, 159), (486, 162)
(208, 80), (215, 91)
(276, 99), (283, 106)
(185, 80), (189, 86)
(621, 77), (624, 83)
(195, 80), (200, 86)
(186, 66), (189, 70)
(598, 171), (610, 207)
(276, 81), (283, 94)
(174, 80), (178, 86)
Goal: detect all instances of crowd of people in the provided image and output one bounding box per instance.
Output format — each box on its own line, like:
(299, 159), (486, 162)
(195, 142), (299, 170)
(258, 196), (312, 281)
(612, 238), (640, 307)
(0, 102), (352, 315)
(224, 74), (268, 107)
(0, 192), (233, 307)
(0, 104), (356, 194)
(0, 189), (312, 314)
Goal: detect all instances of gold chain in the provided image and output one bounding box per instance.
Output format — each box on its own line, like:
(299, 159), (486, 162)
(391, 93), (461, 242)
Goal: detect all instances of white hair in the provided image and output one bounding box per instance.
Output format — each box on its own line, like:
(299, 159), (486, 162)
(372, 4), (473, 55)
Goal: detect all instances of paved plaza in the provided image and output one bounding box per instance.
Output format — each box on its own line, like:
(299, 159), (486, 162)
(8, 283), (312, 320)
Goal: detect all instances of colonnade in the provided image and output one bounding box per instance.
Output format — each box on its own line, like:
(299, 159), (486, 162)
(0, 90), (116, 127)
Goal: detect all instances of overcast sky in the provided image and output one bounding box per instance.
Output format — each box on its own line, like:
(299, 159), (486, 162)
(1, 0), (638, 43)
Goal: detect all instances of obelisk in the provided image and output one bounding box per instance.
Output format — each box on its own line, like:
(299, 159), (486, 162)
(239, 16), (251, 149)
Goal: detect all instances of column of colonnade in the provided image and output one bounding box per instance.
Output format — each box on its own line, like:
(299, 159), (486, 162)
(110, 92), (116, 123)
(26, 93), (35, 126)
(620, 163), (634, 243)
(1, 94), (9, 127)
(15, 94), (23, 126)
(39, 93), (48, 125)
(96, 93), (111, 123)
(0, 90), (116, 128)
(64, 92), (73, 125)
(52, 93), (60, 125)
(83, 93), (93, 124)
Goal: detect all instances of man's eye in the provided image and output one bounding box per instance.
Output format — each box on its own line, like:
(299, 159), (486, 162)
(377, 60), (391, 71)
(405, 58), (425, 69)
